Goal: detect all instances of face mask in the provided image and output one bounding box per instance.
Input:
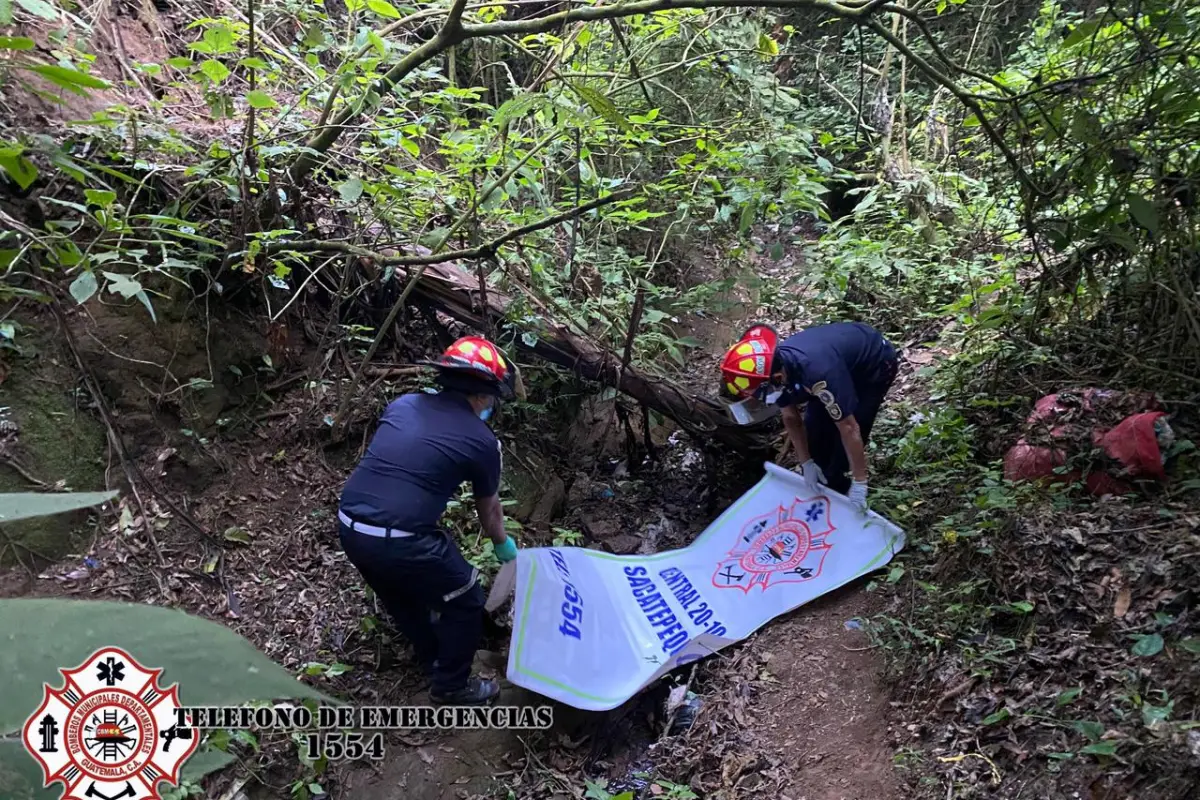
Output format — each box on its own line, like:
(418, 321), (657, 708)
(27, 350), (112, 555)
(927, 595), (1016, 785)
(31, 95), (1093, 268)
(479, 404), (494, 422)
(754, 375), (785, 405)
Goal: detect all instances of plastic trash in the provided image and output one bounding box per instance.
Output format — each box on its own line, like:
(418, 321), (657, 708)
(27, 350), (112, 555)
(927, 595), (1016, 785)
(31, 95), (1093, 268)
(844, 618), (863, 630)
(669, 691), (702, 735)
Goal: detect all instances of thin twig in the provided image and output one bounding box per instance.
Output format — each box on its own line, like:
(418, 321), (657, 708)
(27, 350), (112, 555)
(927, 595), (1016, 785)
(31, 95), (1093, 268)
(0, 456), (53, 489)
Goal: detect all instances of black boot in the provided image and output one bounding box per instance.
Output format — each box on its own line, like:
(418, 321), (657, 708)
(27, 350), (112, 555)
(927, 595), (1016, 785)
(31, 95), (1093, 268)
(430, 675), (500, 706)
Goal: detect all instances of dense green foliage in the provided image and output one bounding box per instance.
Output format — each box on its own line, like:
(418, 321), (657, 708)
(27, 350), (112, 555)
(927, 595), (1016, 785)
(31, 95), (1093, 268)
(2, 0), (1198, 798)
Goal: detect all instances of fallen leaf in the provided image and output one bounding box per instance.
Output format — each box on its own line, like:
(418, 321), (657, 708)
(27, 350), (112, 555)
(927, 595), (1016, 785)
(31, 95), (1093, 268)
(666, 684), (688, 716)
(907, 350), (935, 365)
(224, 526), (252, 544)
(1113, 587), (1131, 618)
(418, 748), (434, 765)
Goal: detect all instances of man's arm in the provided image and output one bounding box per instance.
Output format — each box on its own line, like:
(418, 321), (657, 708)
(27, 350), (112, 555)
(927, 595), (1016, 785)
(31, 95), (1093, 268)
(781, 404), (812, 463)
(475, 492), (507, 546)
(835, 415), (869, 481)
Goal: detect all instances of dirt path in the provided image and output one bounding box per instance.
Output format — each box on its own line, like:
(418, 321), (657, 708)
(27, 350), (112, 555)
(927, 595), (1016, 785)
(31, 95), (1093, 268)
(751, 586), (899, 800)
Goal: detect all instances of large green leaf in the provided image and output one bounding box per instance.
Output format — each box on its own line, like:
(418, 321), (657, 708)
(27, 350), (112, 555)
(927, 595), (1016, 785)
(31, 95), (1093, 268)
(0, 491), (116, 523)
(199, 58), (231, 84)
(366, 0), (402, 18)
(0, 598), (336, 735)
(0, 735), (235, 799)
(0, 738), (55, 800)
(337, 176), (364, 203)
(68, 271), (98, 304)
(0, 147), (38, 191)
(27, 64), (110, 94)
(245, 89), (278, 109)
(1126, 194), (1159, 233)
(14, 0), (57, 21)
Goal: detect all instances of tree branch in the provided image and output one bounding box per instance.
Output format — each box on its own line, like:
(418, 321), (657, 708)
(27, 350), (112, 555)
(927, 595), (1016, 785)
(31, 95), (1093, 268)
(864, 18), (1047, 197)
(287, 0), (876, 181)
(264, 189), (635, 267)
(880, 2), (1013, 95)
(321, 188), (636, 439)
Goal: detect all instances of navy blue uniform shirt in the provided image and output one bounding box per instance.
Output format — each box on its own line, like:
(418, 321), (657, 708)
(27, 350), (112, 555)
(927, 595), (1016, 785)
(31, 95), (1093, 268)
(772, 322), (896, 421)
(339, 391), (501, 534)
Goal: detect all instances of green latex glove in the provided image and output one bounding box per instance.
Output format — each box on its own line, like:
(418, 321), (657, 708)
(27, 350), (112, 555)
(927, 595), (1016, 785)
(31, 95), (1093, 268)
(493, 535), (518, 563)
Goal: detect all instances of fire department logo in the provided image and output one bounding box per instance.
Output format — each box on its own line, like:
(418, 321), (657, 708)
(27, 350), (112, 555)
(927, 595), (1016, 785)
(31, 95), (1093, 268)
(712, 496), (835, 592)
(21, 647), (198, 800)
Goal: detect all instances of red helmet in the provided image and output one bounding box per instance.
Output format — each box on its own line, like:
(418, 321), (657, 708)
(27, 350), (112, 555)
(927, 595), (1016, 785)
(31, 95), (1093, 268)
(429, 335), (513, 395)
(719, 324), (778, 399)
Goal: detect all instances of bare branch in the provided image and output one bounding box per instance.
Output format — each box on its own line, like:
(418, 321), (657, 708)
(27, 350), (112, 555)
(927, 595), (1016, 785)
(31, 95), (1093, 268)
(264, 189), (637, 267)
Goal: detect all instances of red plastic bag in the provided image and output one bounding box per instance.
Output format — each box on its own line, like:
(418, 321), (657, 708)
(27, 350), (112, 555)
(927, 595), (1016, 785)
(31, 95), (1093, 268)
(1003, 390), (1168, 496)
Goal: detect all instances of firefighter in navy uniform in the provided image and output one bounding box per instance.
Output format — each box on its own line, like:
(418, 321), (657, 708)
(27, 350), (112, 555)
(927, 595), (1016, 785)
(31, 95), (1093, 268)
(720, 322), (900, 514)
(338, 336), (519, 706)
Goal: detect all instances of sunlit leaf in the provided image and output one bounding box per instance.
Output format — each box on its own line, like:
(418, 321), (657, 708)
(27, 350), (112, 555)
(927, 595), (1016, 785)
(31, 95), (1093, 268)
(136, 290), (157, 323)
(246, 89), (278, 109)
(494, 92), (548, 128)
(0, 147), (38, 190)
(102, 271), (143, 299)
(0, 36), (35, 49)
(756, 32), (779, 59)
(28, 64), (111, 93)
(200, 58), (231, 84)
(224, 526), (253, 544)
(367, 0), (402, 18)
(84, 188), (116, 208)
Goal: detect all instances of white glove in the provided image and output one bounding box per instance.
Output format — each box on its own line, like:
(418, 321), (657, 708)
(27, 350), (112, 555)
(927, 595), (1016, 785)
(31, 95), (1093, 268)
(796, 459), (826, 493)
(848, 480), (869, 515)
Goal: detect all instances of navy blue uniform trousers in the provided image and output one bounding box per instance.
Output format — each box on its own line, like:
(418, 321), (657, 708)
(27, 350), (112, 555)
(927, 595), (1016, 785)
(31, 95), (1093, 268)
(338, 523), (483, 695)
(804, 357), (899, 495)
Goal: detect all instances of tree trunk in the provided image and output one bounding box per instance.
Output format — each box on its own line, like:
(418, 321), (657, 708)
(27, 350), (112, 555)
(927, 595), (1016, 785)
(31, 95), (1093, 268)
(407, 261), (779, 452)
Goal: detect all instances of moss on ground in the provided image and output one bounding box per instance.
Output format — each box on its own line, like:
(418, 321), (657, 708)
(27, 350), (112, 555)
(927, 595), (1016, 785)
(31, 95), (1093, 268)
(0, 329), (107, 566)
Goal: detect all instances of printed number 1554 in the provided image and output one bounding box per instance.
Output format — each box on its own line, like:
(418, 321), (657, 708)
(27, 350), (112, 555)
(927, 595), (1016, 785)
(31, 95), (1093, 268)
(302, 732), (385, 761)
